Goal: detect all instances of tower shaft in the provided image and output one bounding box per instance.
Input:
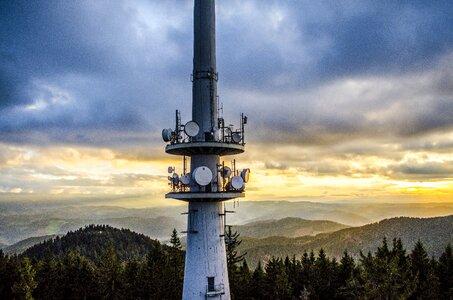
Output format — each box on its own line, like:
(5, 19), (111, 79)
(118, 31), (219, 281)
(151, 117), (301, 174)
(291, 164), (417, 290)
(163, 0), (248, 298)
(192, 0), (217, 142)
(183, 1), (229, 299)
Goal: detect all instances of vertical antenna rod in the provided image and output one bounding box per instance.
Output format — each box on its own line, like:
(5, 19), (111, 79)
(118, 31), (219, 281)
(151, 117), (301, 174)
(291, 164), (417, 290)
(192, 0), (218, 141)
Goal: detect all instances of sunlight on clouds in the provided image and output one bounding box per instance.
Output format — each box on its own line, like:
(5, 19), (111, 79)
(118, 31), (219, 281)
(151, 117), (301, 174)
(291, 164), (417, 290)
(1, 140), (452, 205)
(0, 143), (182, 204)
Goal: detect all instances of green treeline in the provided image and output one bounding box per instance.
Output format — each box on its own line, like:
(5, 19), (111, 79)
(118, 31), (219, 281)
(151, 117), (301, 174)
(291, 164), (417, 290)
(1, 225), (453, 299)
(229, 238), (453, 299)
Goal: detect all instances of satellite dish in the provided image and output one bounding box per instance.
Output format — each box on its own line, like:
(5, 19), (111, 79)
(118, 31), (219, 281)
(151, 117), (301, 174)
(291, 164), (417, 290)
(162, 128), (173, 142)
(192, 166), (212, 186)
(168, 166), (175, 174)
(241, 168), (250, 183)
(180, 174), (190, 185)
(184, 121), (200, 137)
(232, 133), (241, 143)
(172, 173), (179, 185)
(231, 176), (244, 190)
(220, 166), (232, 178)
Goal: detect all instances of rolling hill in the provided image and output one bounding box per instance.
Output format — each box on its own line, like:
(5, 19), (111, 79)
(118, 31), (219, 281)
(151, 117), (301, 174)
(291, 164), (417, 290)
(2, 234), (60, 254)
(0, 214), (184, 245)
(232, 217), (350, 238)
(239, 215), (453, 267)
(3, 200), (453, 245)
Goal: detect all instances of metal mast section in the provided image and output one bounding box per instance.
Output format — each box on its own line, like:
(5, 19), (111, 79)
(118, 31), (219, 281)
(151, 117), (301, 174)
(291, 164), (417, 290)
(161, 0), (250, 299)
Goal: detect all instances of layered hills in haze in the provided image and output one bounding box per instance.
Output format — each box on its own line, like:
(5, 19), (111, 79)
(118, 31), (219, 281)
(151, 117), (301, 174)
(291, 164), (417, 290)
(238, 215), (453, 267)
(232, 217), (349, 238)
(3, 200), (453, 246)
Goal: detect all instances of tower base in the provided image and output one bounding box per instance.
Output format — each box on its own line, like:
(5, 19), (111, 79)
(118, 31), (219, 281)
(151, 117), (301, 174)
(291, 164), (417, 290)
(183, 201), (230, 300)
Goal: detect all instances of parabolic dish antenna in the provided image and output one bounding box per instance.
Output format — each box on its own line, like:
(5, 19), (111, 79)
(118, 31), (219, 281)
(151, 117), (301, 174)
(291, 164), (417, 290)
(172, 173), (179, 185)
(231, 176), (244, 190)
(162, 128), (173, 142)
(168, 166), (175, 174)
(241, 168), (250, 183)
(184, 121), (200, 137)
(193, 166), (213, 186)
(180, 174), (190, 185)
(232, 133), (241, 143)
(220, 166), (232, 178)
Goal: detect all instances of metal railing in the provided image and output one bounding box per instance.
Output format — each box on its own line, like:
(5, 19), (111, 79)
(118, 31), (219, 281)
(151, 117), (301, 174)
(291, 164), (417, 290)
(206, 283), (224, 297)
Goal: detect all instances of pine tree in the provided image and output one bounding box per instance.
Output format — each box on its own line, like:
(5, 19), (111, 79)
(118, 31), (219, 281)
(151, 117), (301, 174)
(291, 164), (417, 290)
(360, 238), (409, 299)
(250, 261), (266, 299)
(168, 229), (183, 299)
(34, 253), (60, 300)
(409, 240), (440, 299)
(60, 250), (97, 299)
(339, 251), (355, 286)
(170, 228), (182, 250)
(225, 226), (247, 269)
(337, 250), (362, 298)
(311, 248), (338, 300)
(97, 243), (124, 300)
(122, 260), (144, 300)
(300, 251), (314, 295)
(264, 257), (291, 300)
(0, 251), (20, 300)
(12, 257), (37, 300)
(438, 244), (453, 299)
(286, 255), (303, 299)
(225, 226), (247, 299)
(233, 260), (253, 299)
(142, 242), (171, 299)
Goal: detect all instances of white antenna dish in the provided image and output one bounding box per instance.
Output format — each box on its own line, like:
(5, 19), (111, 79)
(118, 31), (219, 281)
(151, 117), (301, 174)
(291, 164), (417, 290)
(168, 166), (175, 174)
(172, 173), (179, 185)
(220, 166), (232, 178)
(162, 128), (173, 142)
(192, 166), (213, 186)
(241, 168), (250, 183)
(231, 176), (244, 190)
(184, 121), (200, 137)
(180, 174), (190, 185)
(232, 133), (241, 143)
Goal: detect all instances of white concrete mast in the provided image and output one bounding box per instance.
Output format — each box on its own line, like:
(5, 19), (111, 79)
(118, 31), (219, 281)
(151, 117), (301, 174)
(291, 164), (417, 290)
(162, 1), (249, 299)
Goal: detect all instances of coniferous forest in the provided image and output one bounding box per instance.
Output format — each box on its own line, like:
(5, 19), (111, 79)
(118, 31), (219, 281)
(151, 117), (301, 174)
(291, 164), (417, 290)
(0, 225), (452, 300)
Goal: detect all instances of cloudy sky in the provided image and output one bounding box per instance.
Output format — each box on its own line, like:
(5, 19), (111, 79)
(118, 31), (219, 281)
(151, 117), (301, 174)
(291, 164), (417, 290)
(1, 0), (452, 207)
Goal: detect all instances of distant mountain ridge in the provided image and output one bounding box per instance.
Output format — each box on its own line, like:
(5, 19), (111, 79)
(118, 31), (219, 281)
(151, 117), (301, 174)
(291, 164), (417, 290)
(232, 217), (350, 238)
(0, 214), (184, 245)
(3, 200), (453, 244)
(2, 234), (60, 254)
(239, 215), (453, 267)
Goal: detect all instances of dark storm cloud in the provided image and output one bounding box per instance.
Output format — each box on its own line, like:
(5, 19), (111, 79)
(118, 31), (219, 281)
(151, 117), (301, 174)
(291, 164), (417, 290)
(0, 0), (452, 148)
(0, 0), (193, 138)
(391, 160), (453, 180)
(217, 0), (453, 89)
(311, 1), (453, 77)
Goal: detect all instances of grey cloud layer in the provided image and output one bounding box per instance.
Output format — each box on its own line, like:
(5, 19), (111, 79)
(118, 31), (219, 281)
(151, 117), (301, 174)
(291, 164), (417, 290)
(1, 0), (452, 148)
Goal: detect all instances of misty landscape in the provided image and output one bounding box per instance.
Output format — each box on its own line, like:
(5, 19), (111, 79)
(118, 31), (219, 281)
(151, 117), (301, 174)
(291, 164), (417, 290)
(2, 200), (453, 260)
(2, 0), (453, 299)
(1, 200), (453, 299)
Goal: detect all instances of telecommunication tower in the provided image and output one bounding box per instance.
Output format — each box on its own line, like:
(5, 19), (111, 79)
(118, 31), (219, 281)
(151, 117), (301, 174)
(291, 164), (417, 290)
(161, 0), (249, 299)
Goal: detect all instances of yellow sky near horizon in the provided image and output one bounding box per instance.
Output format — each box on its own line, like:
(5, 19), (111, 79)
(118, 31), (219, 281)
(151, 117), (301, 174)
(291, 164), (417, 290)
(1, 137), (452, 208)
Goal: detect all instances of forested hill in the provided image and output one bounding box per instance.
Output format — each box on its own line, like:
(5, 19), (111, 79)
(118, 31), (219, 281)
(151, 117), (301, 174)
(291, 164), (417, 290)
(22, 224), (164, 263)
(240, 215), (453, 266)
(232, 217), (349, 238)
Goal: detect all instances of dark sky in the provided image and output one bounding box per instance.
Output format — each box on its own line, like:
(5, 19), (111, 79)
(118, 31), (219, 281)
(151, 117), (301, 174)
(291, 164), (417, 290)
(1, 0), (453, 203)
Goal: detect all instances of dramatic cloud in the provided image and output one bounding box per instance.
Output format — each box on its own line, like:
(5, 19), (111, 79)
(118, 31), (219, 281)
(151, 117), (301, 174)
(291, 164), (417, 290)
(1, 0), (452, 203)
